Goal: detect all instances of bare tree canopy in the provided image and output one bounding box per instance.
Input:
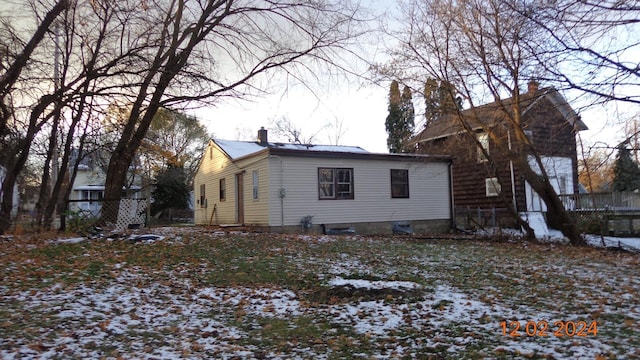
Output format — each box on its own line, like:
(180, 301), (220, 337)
(0, 0), (371, 233)
(510, 0), (640, 106)
(374, 0), (638, 244)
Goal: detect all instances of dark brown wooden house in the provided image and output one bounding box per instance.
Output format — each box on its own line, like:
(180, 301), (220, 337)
(412, 82), (588, 227)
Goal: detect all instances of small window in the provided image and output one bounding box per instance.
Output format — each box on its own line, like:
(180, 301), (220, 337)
(252, 170), (259, 200)
(391, 169), (409, 198)
(219, 178), (226, 201)
(486, 177), (501, 197)
(199, 184), (206, 208)
(523, 129), (533, 139)
(318, 168), (354, 200)
(477, 132), (489, 162)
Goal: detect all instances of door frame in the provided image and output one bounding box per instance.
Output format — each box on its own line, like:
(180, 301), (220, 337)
(235, 172), (244, 224)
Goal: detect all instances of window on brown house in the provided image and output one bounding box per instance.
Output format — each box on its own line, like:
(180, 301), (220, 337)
(485, 177), (501, 197)
(391, 169), (409, 198)
(477, 132), (489, 162)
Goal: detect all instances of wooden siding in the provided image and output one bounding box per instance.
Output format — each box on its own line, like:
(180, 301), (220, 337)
(193, 141), (270, 225)
(266, 156), (451, 227)
(417, 95), (580, 212)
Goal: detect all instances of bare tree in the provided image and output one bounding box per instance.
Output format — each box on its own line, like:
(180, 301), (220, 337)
(0, 0), (168, 233)
(0, 0), (68, 136)
(97, 0), (368, 224)
(0, 0), (371, 232)
(511, 0), (640, 106)
(380, 0), (591, 244)
(326, 115), (347, 146)
(270, 116), (325, 145)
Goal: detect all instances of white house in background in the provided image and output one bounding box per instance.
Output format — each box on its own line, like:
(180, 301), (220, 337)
(193, 128), (453, 234)
(68, 151), (142, 218)
(0, 165), (19, 219)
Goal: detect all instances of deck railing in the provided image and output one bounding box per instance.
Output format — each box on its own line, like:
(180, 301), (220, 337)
(559, 192), (640, 211)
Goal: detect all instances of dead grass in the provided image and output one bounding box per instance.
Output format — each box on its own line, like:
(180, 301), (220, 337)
(0, 229), (639, 359)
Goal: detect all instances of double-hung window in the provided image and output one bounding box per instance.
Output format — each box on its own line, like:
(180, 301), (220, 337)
(318, 168), (354, 200)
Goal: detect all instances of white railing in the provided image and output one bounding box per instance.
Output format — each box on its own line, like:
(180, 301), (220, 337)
(559, 192), (640, 211)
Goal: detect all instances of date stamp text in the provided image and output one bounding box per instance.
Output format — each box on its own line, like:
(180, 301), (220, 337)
(500, 320), (597, 337)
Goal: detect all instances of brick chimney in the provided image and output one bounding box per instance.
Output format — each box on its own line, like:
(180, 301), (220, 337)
(257, 127), (268, 146)
(527, 80), (539, 94)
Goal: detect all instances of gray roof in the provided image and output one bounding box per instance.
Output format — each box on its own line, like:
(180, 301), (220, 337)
(413, 87), (588, 143)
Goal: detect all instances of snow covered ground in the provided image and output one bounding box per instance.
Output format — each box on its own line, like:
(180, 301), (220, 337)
(1, 228), (638, 359)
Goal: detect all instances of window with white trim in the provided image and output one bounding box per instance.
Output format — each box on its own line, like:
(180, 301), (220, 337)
(477, 132), (489, 162)
(485, 177), (501, 197)
(318, 168), (354, 200)
(252, 170), (259, 200)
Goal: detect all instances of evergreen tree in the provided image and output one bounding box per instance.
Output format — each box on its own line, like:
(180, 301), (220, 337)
(385, 81), (415, 153)
(424, 78), (463, 126)
(612, 143), (640, 191)
(151, 165), (190, 217)
(400, 85), (415, 151)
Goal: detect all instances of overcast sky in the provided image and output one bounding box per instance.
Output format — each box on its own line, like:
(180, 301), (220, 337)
(189, 0), (639, 155)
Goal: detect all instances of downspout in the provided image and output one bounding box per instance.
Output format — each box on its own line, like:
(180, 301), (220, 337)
(269, 155), (285, 232)
(508, 130), (517, 211)
(448, 161), (455, 230)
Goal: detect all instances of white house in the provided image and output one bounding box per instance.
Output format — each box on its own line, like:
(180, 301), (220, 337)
(67, 151), (145, 229)
(68, 154), (108, 217)
(193, 128), (453, 234)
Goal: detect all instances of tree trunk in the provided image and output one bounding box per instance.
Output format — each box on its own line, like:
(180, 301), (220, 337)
(35, 118), (59, 229)
(518, 160), (584, 245)
(0, 170), (17, 234)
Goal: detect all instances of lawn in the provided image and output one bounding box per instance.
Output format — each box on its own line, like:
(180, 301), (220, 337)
(0, 227), (638, 359)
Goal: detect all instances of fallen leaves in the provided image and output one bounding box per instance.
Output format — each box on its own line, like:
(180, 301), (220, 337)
(0, 228), (639, 358)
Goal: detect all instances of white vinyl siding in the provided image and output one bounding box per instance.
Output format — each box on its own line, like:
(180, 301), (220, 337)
(526, 156), (574, 211)
(267, 156), (450, 226)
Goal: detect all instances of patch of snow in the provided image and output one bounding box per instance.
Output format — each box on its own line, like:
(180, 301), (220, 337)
(520, 212), (549, 237)
(54, 237), (87, 244)
(214, 138), (266, 159)
(585, 234), (640, 251)
(328, 277), (420, 291)
(271, 143), (368, 153)
(214, 138), (370, 160)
